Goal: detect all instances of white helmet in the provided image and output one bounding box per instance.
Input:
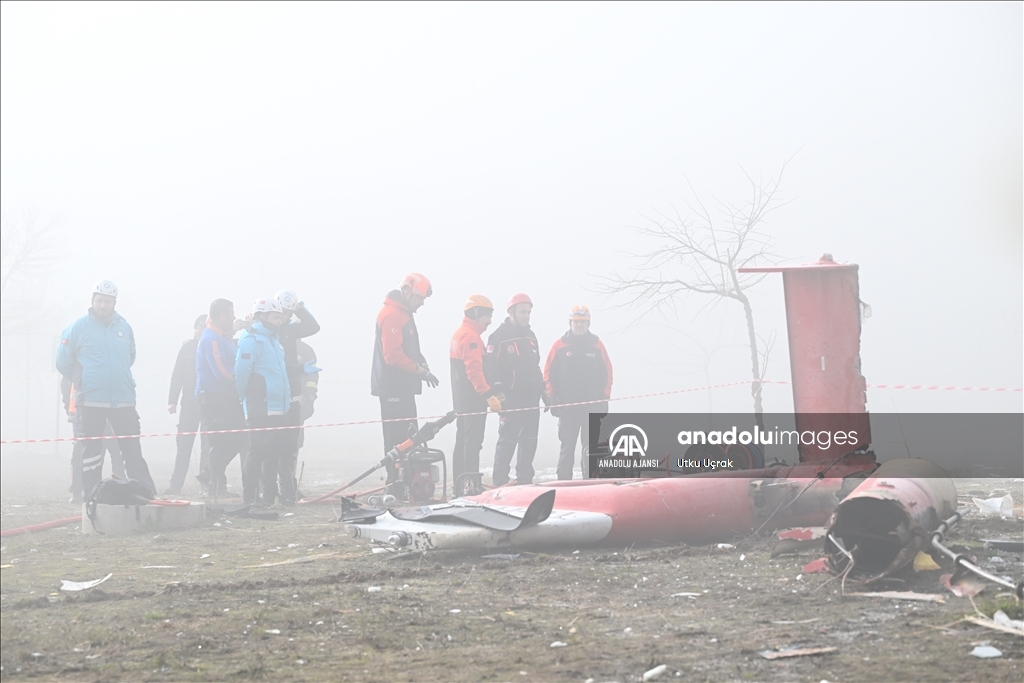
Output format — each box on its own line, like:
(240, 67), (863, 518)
(93, 280), (118, 299)
(251, 297), (283, 316)
(275, 289), (299, 311)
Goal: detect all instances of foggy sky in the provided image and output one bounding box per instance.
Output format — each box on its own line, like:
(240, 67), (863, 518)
(2, 3), (1021, 462)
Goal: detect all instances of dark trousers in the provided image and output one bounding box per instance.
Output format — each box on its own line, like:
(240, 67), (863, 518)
(69, 419), (124, 496)
(199, 392), (247, 495)
(379, 395), (418, 454)
(168, 399), (210, 493)
(244, 414), (293, 505)
(78, 406), (155, 498)
(556, 407), (591, 480)
(493, 407), (539, 486)
(264, 403), (301, 505)
(452, 412), (487, 490)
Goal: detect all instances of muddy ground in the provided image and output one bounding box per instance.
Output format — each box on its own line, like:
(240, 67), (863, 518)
(1, 474), (1022, 683)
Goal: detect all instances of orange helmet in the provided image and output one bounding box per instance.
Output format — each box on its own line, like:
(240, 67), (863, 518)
(463, 294), (494, 312)
(506, 293), (533, 312)
(401, 273), (432, 298)
(568, 305), (591, 321)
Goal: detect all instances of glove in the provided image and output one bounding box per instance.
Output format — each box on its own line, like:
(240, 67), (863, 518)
(303, 360), (322, 375)
(487, 394), (505, 412)
(416, 365), (440, 388)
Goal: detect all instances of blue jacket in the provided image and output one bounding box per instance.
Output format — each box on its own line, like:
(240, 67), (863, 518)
(196, 323), (238, 396)
(235, 322), (291, 418)
(56, 309), (137, 408)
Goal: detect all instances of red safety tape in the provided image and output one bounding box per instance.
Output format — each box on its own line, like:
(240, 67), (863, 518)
(0, 379), (1019, 446)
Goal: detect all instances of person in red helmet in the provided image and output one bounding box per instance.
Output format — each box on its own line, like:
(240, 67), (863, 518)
(544, 305), (613, 480)
(371, 273), (439, 460)
(450, 295), (501, 496)
(484, 293), (543, 486)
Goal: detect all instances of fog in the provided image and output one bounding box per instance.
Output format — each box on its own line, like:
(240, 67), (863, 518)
(2, 4), (1021, 492)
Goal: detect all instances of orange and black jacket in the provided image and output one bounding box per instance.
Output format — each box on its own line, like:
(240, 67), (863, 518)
(543, 330), (613, 407)
(485, 317), (543, 408)
(450, 316), (495, 412)
(371, 290), (426, 397)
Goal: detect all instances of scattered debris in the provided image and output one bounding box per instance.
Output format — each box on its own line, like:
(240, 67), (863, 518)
(139, 566), (177, 569)
(716, 543), (735, 550)
(940, 573), (986, 599)
(366, 586), (382, 593)
(964, 614), (1024, 637)
(670, 592), (701, 598)
(993, 610), (1024, 633)
(770, 618), (820, 625)
(642, 664), (668, 680)
(59, 573), (112, 592)
(550, 641), (567, 648)
(481, 553), (520, 560)
(802, 558), (829, 574)
(449, 609), (461, 614)
(846, 591), (946, 603)
(758, 646), (837, 660)
(913, 552), (941, 571)
(982, 538), (1024, 553)
(969, 645), (1002, 658)
(972, 495), (1013, 518)
(264, 629), (281, 635)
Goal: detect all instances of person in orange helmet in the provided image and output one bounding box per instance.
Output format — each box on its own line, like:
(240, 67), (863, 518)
(543, 305), (613, 480)
(485, 293), (544, 486)
(371, 273), (439, 460)
(449, 295), (502, 496)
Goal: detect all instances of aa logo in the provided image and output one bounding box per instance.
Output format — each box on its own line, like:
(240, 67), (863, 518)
(609, 424), (648, 457)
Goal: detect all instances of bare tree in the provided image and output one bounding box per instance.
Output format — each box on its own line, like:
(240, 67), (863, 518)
(597, 167), (790, 422)
(1, 206), (64, 335)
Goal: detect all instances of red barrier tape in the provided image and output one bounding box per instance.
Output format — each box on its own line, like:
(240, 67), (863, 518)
(1, 379), (1019, 445)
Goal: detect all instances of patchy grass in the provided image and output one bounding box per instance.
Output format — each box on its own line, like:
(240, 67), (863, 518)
(1, 482), (1022, 681)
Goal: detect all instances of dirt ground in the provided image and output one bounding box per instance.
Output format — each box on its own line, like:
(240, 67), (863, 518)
(1, 475), (1022, 683)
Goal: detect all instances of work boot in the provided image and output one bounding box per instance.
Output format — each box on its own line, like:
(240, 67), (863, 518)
(69, 494), (82, 505)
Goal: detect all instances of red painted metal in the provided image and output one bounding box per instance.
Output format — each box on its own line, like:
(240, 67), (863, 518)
(469, 462), (869, 544)
(740, 254), (870, 462)
(823, 458), (958, 581)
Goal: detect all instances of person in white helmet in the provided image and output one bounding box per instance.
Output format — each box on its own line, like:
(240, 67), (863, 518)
(262, 290), (320, 506)
(235, 298), (292, 506)
(56, 280), (157, 499)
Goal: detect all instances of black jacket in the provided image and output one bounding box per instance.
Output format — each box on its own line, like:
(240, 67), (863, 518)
(543, 330), (614, 408)
(279, 304), (320, 400)
(485, 318), (543, 408)
(169, 338), (199, 407)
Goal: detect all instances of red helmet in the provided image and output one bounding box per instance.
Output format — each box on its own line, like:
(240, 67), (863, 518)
(506, 293), (533, 312)
(401, 273), (432, 298)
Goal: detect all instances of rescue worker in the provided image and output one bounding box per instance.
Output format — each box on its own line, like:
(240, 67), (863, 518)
(236, 297), (292, 507)
(56, 280), (157, 499)
(263, 290), (320, 506)
(544, 305), (613, 480)
(371, 273), (438, 458)
(165, 314), (211, 495)
(196, 298), (247, 497)
(450, 295), (502, 495)
(61, 377), (124, 503)
(485, 293), (543, 486)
